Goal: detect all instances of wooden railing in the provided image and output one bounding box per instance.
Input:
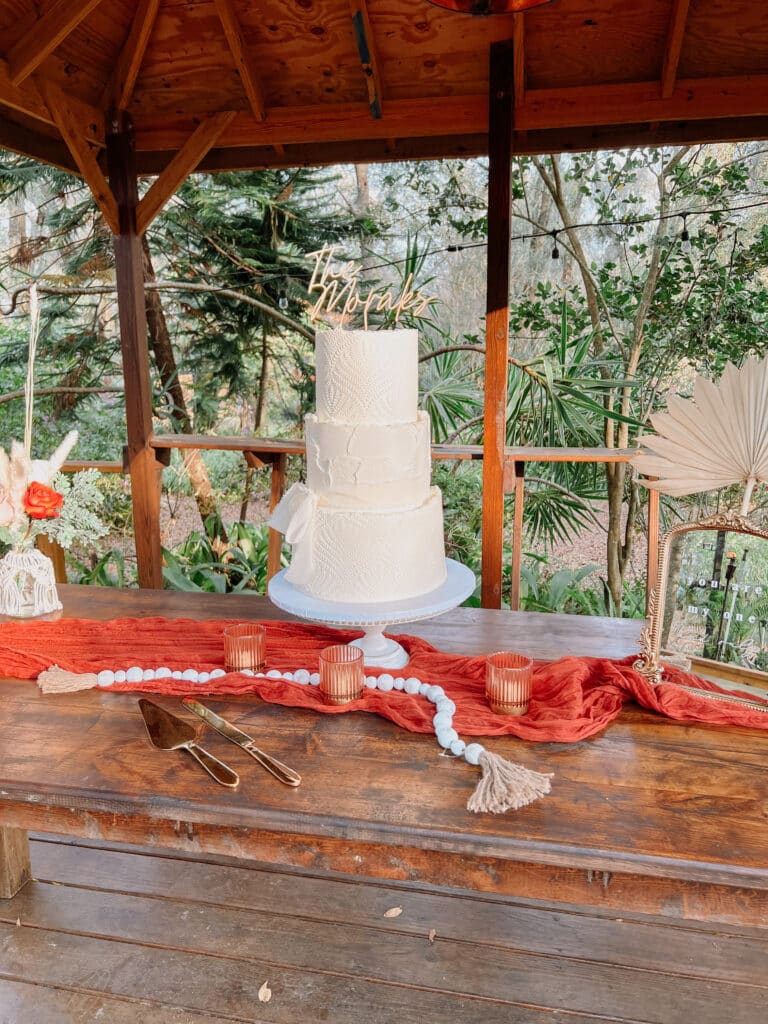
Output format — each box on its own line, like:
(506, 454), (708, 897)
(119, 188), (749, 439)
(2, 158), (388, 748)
(149, 434), (659, 612)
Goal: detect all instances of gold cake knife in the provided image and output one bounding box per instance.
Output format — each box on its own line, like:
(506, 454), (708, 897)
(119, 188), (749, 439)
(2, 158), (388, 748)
(182, 699), (301, 786)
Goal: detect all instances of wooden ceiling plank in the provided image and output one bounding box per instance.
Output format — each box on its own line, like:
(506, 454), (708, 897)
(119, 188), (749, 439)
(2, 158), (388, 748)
(136, 111), (237, 234)
(0, 60), (104, 146)
(350, 0), (383, 120)
(213, 0), (266, 122)
(7, 0), (107, 87)
(37, 80), (118, 233)
(103, 0), (160, 111)
(513, 13), (525, 107)
(661, 0), (692, 98)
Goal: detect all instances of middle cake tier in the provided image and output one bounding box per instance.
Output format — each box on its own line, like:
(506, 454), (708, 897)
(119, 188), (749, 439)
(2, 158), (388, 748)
(305, 411), (432, 509)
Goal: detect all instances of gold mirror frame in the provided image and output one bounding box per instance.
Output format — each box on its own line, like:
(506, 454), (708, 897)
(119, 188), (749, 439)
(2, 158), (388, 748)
(636, 511), (768, 686)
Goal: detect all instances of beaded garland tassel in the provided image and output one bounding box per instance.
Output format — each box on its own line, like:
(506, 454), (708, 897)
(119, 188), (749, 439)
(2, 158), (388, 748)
(38, 662), (553, 814)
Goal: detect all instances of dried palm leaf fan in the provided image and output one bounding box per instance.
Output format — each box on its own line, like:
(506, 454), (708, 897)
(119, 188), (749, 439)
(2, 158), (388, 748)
(632, 357), (768, 515)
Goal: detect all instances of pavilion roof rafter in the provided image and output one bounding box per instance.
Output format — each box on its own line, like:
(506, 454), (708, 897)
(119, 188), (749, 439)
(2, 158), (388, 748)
(213, 0), (267, 123)
(350, 0), (384, 120)
(6, 0), (107, 87)
(660, 0), (692, 98)
(102, 0), (160, 112)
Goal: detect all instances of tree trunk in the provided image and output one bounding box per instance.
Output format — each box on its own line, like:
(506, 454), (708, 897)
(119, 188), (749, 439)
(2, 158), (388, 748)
(140, 236), (225, 538)
(254, 321), (270, 433)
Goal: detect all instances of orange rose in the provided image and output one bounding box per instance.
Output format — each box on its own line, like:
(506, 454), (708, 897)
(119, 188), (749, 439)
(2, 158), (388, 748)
(23, 482), (64, 520)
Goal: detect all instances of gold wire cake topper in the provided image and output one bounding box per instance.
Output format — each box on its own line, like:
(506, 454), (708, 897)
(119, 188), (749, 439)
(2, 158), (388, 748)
(306, 244), (437, 330)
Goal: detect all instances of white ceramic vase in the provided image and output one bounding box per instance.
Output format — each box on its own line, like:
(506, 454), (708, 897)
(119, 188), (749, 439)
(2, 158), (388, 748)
(0, 548), (62, 618)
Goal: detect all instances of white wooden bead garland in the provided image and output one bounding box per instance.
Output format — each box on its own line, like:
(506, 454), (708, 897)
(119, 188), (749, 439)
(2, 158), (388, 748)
(37, 663), (553, 814)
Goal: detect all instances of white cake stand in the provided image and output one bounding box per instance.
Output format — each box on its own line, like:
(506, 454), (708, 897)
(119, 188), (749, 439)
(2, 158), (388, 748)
(267, 558), (476, 668)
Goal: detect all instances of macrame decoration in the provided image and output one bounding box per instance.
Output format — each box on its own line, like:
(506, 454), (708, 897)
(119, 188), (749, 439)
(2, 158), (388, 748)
(0, 548), (61, 617)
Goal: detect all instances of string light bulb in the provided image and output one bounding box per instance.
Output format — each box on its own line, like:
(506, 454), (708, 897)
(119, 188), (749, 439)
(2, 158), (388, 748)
(551, 231), (560, 260)
(278, 289), (289, 310)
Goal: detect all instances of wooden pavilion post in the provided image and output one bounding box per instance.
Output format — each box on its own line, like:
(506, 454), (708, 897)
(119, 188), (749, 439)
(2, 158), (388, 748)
(106, 110), (163, 588)
(481, 40), (514, 608)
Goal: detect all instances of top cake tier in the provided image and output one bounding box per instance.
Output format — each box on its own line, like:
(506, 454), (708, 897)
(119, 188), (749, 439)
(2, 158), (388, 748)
(315, 329), (419, 425)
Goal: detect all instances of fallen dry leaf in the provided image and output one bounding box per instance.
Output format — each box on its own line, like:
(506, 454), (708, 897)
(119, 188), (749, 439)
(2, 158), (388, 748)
(428, 928), (436, 943)
(383, 906), (403, 918)
(258, 981), (272, 1003)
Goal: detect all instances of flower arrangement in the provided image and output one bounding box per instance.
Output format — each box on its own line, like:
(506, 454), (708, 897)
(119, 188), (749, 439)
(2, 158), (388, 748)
(0, 285), (108, 616)
(0, 431), (107, 552)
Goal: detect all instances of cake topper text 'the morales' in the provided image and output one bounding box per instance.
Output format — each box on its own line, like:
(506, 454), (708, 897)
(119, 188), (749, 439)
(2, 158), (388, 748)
(307, 244), (437, 330)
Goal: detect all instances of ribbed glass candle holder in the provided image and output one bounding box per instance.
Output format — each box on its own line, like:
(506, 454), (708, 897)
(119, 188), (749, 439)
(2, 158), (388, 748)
(486, 651), (533, 716)
(223, 623), (266, 672)
(319, 644), (364, 705)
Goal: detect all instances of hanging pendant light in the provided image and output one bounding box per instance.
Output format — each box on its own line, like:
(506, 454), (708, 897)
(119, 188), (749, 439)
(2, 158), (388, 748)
(424, 0), (552, 15)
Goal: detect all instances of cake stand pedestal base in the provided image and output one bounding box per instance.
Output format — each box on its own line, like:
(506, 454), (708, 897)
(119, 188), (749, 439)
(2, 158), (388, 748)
(268, 559), (476, 668)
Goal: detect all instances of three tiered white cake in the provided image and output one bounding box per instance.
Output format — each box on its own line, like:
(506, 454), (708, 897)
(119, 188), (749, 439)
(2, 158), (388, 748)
(270, 329), (447, 604)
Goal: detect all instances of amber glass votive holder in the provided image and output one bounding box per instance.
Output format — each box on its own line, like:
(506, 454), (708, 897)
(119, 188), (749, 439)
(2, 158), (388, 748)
(319, 645), (364, 705)
(486, 651), (534, 716)
(223, 623), (266, 672)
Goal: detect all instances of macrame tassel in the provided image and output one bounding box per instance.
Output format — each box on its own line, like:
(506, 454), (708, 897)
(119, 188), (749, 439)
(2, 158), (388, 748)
(467, 750), (553, 814)
(38, 666), (99, 693)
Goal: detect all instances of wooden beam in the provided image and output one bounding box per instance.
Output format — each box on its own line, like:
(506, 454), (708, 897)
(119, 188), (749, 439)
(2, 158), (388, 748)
(37, 81), (118, 233)
(134, 74), (768, 156)
(103, 0), (159, 111)
(7, 0), (106, 87)
(135, 111), (236, 234)
(513, 13), (526, 107)
(137, 96), (487, 152)
(0, 827), (30, 898)
(518, 74), (768, 132)
(481, 40), (514, 610)
(0, 60), (103, 146)
(106, 111), (163, 589)
(0, 110), (76, 172)
(213, 0), (266, 122)
(661, 0), (691, 98)
(509, 461), (525, 612)
(268, 452), (287, 582)
(350, 0), (383, 120)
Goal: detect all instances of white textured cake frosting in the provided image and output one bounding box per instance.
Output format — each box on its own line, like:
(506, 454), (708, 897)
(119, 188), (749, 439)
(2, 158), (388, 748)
(315, 328), (418, 425)
(270, 328), (447, 604)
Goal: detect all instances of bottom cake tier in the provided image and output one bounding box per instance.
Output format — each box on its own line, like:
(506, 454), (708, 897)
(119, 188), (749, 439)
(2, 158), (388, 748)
(284, 486), (447, 604)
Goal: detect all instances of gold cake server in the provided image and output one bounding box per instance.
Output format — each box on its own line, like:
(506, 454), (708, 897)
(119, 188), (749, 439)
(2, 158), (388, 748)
(182, 699), (301, 787)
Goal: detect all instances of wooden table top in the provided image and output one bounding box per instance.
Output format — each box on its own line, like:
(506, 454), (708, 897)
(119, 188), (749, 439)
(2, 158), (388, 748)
(1, 586), (766, 891)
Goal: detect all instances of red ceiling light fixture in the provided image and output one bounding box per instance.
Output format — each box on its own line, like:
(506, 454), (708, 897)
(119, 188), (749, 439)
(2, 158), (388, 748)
(424, 0), (552, 14)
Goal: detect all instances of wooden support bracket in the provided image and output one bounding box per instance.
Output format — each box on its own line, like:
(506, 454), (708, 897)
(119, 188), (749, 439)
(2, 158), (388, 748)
(136, 111), (237, 235)
(38, 80), (118, 233)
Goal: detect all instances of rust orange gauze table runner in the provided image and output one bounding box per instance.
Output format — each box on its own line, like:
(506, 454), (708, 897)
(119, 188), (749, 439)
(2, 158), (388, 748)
(1, 616), (767, 739)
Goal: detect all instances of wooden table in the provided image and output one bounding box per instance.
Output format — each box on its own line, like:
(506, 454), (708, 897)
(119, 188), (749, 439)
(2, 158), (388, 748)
(1, 587), (767, 1022)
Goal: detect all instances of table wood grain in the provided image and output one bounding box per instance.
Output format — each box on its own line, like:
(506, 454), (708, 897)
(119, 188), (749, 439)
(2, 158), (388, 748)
(1, 586), (766, 927)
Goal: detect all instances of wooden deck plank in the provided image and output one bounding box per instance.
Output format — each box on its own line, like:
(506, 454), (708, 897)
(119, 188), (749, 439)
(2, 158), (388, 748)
(1, 907), (766, 1024)
(0, 922), (635, 1024)
(0, 979), (242, 1024)
(22, 843), (768, 986)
